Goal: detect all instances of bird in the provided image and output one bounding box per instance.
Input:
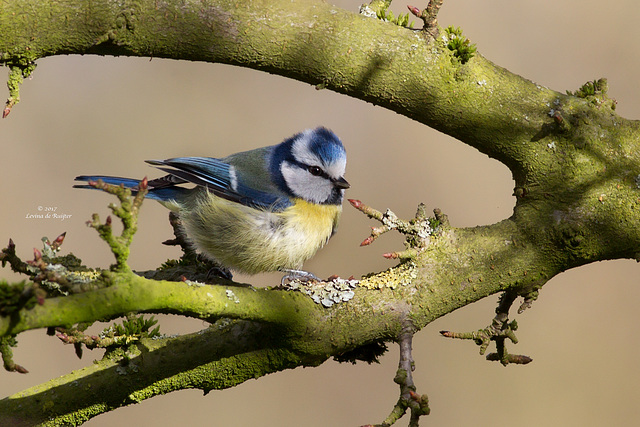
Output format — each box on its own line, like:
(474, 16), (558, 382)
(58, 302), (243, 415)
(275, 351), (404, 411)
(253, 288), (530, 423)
(74, 127), (349, 281)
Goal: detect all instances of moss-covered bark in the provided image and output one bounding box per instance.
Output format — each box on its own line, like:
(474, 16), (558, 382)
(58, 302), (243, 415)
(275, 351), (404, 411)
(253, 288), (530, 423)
(2, 320), (310, 426)
(1, 0), (640, 425)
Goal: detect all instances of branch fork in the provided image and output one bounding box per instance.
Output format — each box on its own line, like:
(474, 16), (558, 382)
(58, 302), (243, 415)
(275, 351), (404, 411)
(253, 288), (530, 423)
(85, 178), (148, 272)
(407, 0), (443, 37)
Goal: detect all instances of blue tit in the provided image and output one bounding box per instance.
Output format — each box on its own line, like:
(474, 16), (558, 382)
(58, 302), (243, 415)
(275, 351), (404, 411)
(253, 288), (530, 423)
(74, 127), (349, 279)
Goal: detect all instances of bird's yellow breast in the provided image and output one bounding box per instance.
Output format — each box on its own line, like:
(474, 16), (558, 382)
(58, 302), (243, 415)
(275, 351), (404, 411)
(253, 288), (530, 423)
(178, 192), (342, 274)
(282, 199), (342, 240)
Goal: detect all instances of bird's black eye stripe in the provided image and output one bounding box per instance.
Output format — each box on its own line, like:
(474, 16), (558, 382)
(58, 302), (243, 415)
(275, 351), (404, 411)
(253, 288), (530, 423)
(288, 159), (330, 180)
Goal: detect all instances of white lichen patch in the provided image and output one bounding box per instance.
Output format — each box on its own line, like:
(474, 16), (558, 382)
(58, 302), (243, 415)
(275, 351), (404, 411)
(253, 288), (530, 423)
(225, 289), (240, 304)
(152, 333), (178, 340)
(415, 219), (433, 240)
(382, 209), (399, 229)
(283, 276), (359, 308)
(184, 279), (205, 287)
(358, 4), (377, 18)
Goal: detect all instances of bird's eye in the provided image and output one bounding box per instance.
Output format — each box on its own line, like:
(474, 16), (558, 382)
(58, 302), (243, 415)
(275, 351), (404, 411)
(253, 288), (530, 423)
(308, 166), (323, 176)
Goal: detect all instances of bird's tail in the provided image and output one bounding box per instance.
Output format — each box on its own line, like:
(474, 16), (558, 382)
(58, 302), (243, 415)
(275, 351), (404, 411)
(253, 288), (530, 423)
(74, 175), (188, 202)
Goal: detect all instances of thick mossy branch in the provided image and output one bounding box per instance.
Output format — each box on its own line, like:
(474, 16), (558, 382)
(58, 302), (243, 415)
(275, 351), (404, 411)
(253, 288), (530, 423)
(0, 0), (563, 165)
(3, 0), (639, 198)
(0, 320), (316, 426)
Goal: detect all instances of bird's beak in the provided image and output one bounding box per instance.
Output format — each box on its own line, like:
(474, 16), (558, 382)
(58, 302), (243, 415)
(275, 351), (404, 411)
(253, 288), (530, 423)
(334, 176), (350, 189)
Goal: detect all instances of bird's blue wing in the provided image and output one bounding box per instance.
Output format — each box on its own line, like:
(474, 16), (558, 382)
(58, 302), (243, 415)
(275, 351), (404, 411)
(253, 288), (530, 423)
(74, 175), (190, 202)
(146, 157), (292, 211)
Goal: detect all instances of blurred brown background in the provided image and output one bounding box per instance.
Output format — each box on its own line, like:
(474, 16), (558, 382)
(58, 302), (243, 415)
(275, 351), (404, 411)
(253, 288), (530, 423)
(2, 0), (640, 425)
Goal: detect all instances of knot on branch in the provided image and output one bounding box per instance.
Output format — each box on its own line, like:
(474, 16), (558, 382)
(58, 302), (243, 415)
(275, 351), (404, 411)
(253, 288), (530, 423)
(350, 199), (447, 261)
(359, 0), (447, 36)
(517, 289), (538, 314)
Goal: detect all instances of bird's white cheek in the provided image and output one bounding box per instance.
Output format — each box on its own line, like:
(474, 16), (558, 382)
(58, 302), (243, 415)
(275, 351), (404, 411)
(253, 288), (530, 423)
(280, 163), (332, 203)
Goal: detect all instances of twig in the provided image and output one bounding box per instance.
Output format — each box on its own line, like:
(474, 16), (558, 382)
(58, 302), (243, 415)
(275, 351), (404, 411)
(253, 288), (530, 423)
(349, 199), (442, 260)
(85, 178), (148, 272)
(440, 291), (533, 366)
(0, 336), (28, 373)
(0, 238), (31, 275)
(408, 0), (444, 38)
(3, 60), (36, 118)
(376, 330), (430, 426)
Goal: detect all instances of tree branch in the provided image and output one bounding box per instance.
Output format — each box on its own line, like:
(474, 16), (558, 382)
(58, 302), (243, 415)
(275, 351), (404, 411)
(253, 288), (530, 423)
(2, 0), (640, 425)
(1, 319), (311, 426)
(0, 0), (559, 158)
